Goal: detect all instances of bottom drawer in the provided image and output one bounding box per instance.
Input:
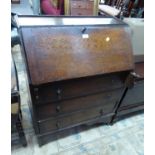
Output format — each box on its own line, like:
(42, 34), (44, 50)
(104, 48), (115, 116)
(38, 103), (115, 134)
(37, 115), (113, 146)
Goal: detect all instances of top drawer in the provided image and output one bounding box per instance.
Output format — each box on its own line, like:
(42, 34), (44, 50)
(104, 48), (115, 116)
(71, 0), (86, 9)
(31, 73), (125, 104)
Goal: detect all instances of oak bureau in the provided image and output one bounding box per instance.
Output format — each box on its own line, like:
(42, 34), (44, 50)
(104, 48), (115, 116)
(16, 16), (136, 146)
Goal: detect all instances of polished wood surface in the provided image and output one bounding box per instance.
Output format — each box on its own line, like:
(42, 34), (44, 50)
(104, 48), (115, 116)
(21, 25), (133, 85)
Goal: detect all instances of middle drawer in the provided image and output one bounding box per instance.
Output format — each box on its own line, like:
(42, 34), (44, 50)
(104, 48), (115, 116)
(38, 102), (116, 134)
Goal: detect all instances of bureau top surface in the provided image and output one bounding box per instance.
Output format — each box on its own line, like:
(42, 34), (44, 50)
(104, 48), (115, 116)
(18, 16), (134, 85)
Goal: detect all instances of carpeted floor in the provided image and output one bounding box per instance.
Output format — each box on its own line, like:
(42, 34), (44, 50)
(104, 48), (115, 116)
(11, 45), (144, 155)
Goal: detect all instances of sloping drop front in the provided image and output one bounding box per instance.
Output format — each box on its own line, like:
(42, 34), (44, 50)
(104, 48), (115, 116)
(21, 25), (134, 85)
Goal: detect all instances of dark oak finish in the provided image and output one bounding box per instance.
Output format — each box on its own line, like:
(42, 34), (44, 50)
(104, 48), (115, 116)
(21, 26), (133, 85)
(17, 16), (135, 146)
(38, 104), (116, 133)
(36, 88), (123, 120)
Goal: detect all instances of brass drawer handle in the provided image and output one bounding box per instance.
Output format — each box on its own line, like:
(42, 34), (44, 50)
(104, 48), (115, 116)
(78, 13), (82, 15)
(56, 88), (62, 100)
(56, 88), (62, 95)
(107, 94), (111, 98)
(111, 79), (115, 83)
(56, 105), (61, 112)
(34, 87), (39, 100)
(34, 87), (39, 92)
(100, 109), (104, 115)
(35, 95), (39, 100)
(56, 122), (60, 129)
(81, 27), (87, 34)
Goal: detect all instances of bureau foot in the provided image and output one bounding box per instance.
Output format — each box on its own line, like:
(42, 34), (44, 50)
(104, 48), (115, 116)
(37, 137), (43, 147)
(36, 116), (114, 146)
(37, 133), (57, 147)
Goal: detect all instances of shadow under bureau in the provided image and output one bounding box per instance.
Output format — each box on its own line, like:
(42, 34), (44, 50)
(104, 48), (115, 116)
(17, 16), (136, 146)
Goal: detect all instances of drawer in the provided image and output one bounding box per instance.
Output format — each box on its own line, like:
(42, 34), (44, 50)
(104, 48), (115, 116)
(85, 1), (93, 9)
(32, 74), (125, 104)
(119, 81), (144, 110)
(36, 88), (123, 120)
(71, 8), (93, 16)
(71, 0), (86, 9)
(38, 103), (115, 133)
(31, 84), (58, 104)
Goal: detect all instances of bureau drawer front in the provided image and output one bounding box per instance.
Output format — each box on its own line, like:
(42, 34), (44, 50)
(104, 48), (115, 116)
(31, 84), (58, 104)
(36, 89), (123, 120)
(60, 75), (123, 99)
(38, 104), (115, 133)
(33, 74), (124, 104)
(119, 81), (144, 109)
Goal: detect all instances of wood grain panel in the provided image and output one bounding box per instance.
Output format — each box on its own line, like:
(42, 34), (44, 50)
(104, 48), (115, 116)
(21, 26), (134, 85)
